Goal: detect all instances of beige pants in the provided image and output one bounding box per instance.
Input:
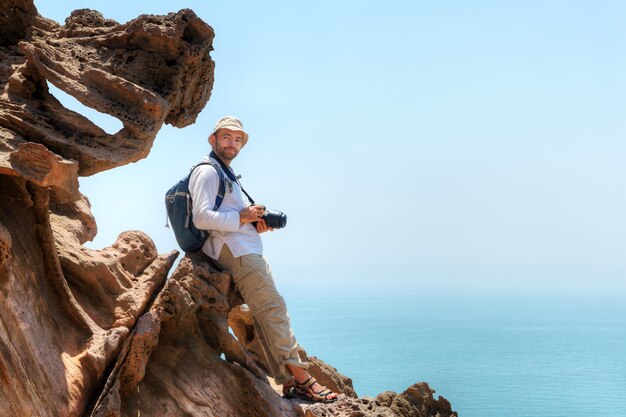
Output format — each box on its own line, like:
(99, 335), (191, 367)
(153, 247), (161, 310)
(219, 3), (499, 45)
(215, 245), (308, 384)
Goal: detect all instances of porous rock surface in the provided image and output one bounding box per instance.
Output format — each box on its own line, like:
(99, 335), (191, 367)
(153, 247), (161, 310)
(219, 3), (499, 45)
(0, 1), (457, 416)
(1, 0), (214, 177)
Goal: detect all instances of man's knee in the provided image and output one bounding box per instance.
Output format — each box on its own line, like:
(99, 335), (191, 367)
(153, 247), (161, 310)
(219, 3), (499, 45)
(246, 289), (287, 316)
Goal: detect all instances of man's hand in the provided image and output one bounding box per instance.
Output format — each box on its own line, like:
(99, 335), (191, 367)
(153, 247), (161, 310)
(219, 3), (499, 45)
(255, 218), (274, 234)
(239, 204), (265, 224)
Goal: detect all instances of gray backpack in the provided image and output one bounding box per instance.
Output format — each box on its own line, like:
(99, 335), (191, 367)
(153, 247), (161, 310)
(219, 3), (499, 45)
(165, 161), (225, 252)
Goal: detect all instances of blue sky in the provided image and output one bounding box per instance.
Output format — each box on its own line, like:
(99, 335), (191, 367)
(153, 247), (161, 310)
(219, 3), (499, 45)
(35, 0), (626, 296)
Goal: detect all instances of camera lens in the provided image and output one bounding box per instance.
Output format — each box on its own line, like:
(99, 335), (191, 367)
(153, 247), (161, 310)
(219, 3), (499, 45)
(263, 210), (287, 229)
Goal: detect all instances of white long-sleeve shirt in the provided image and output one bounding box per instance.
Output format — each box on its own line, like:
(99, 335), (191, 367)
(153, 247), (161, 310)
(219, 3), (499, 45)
(188, 155), (263, 259)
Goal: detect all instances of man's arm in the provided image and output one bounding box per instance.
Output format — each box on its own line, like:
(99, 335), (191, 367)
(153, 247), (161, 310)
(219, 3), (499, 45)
(189, 165), (240, 232)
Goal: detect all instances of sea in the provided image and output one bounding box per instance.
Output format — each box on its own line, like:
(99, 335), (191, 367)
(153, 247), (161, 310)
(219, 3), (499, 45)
(282, 289), (626, 417)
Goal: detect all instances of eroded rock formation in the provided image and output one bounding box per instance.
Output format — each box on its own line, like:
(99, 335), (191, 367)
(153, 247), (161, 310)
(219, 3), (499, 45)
(0, 1), (457, 416)
(1, 0), (214, 177)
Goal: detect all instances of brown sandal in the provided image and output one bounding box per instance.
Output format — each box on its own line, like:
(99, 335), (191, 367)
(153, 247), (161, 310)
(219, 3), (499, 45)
(293, 377), (337, 403)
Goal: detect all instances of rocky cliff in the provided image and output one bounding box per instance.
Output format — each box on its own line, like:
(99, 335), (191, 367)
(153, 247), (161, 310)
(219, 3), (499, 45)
(0, 1), (457, 416)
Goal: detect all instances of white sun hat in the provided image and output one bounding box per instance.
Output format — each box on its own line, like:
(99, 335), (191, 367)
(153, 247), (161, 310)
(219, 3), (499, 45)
(213, 116), (249, 146)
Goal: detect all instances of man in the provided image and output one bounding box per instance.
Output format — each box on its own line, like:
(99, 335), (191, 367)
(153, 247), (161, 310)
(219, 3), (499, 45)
(189, 116), (338, 403)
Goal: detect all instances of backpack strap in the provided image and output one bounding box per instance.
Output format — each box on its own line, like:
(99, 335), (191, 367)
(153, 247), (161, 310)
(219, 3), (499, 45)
(189, 161), (226, 211)
(209, 151), (255, 204)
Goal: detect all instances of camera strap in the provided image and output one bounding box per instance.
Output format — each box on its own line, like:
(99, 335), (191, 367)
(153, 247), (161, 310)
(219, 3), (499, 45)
(210, 151), (255, 204)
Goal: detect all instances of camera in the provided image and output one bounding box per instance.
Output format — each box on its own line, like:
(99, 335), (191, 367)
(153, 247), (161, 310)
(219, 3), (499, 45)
(262, 210), (287, 229)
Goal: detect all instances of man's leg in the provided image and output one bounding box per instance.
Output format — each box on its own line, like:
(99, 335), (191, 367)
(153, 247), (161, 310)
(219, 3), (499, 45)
(215, 245), (307, 384)
(214, 245), (337, 400)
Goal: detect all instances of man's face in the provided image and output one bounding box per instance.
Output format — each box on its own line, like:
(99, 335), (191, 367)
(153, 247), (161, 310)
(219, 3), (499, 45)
(210, 128), (244, 161)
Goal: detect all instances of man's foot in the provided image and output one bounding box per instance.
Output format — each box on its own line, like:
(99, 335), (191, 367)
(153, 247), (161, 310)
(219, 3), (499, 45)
(293, 376), (338, 403)
(286, 365), (339, 402)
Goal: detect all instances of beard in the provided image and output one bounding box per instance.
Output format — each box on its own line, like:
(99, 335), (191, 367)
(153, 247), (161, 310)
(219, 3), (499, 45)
(215, 143), (239, 161)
